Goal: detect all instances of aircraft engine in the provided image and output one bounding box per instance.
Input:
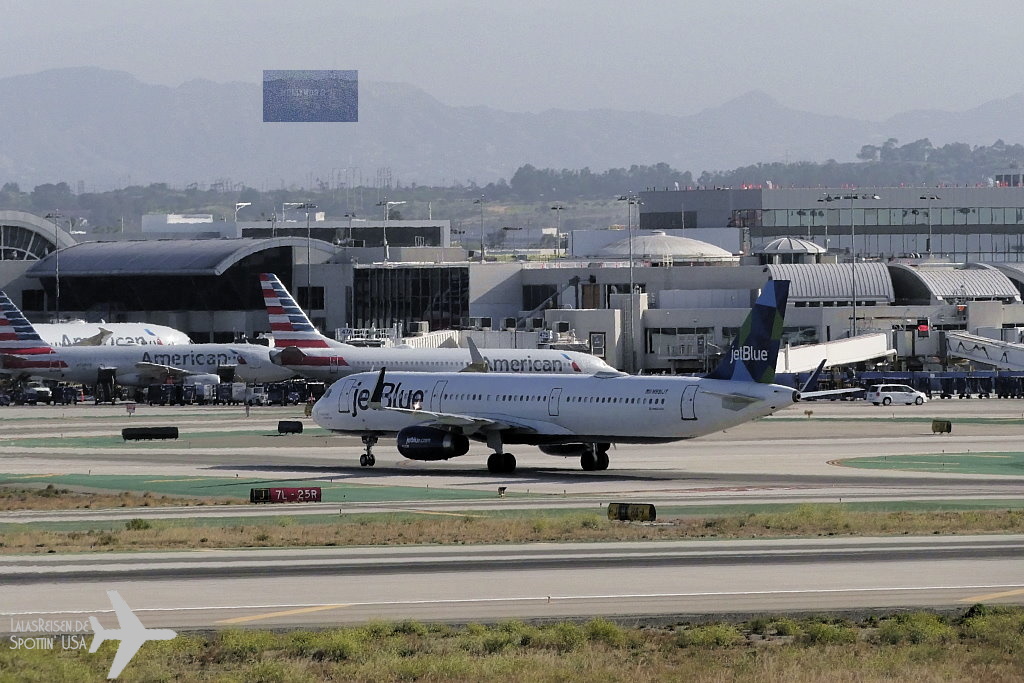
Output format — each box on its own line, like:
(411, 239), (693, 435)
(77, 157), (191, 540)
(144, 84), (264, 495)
(396, 426), (470, 460)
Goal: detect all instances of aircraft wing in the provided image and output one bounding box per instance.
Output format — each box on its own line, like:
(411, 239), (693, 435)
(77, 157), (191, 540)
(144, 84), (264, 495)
(108, 590), (144, 631)
(367, 368), (543, 434)
(133, 361), (197, 380)
(700, 389), (762, 405)
(374, 403), (539, 434)
(798, 387), (865, 400)
(71, 328), (113, 346)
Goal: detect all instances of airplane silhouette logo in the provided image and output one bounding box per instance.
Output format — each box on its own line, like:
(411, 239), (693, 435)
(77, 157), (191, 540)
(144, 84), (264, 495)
(89, 590), (177, 679)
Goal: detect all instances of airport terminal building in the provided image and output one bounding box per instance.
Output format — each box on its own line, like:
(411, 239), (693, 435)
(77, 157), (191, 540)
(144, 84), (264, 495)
(6, 186), (1024, 374)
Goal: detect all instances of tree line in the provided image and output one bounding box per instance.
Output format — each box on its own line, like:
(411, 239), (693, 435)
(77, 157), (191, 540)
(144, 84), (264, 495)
(1, 139), (1021, 231)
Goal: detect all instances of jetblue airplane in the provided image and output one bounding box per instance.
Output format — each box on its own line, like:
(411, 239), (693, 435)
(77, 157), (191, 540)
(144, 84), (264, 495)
(259, 272), (614, 379)
(0, 291), (294, 387)
(313, 280), (797, 472)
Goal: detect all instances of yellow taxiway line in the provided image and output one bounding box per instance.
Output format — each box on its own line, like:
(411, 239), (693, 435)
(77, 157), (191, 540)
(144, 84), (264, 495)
(216, 604), (351, 624)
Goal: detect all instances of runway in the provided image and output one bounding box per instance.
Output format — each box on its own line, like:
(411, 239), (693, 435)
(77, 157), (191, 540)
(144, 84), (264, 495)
(2, 536), (1023, 630)
(2, 400), (1024, 631)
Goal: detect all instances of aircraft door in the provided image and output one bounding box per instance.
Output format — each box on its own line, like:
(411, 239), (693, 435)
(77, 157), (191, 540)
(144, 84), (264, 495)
(429, 380), (447, 411)
(548, 388), (562, 416)
(329, 355), (340, 375)
(680, 385), (698, 420)
(337, 378), (357, 414)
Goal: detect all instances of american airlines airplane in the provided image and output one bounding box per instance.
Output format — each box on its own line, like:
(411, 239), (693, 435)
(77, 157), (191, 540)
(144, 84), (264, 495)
(313, 280), (798, 472)
(0, 291), (294, 387)
(36, 320), (190, 347)
(259, 272), (614, 380)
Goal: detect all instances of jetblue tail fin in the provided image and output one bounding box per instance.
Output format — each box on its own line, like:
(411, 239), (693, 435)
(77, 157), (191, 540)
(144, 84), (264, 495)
(88, 617), (106, 652)
(259, 273), (333, 349)
(705, 280), (789, 383)
(0, 290), (54, 355)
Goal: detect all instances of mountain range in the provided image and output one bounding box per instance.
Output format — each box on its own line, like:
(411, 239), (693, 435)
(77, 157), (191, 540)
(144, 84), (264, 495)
(0, 67), (1020, 191)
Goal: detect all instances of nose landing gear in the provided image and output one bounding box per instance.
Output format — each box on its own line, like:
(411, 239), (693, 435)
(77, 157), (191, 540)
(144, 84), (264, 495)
(359, 433), (378, 467)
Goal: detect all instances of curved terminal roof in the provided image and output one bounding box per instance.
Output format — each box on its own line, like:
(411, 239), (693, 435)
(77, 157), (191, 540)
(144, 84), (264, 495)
(598, 230), (735, 262)
(888, 263), (1021, 304)
(990, 263), (1024, 298)
(0, 210), (78, 261)
(26, 237), (337, 277)
(767, 262), (895, 303)
(760, 237), (826, 254)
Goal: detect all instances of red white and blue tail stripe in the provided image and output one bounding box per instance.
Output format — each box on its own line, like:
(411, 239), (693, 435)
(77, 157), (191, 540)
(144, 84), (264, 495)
(259, 273), (333, 349)
(0, 291), (55, 355)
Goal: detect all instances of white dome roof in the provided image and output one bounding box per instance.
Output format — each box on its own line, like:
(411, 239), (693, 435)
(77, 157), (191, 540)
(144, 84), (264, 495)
(761, 237), (827, 254)
(598, 231), (735, 262)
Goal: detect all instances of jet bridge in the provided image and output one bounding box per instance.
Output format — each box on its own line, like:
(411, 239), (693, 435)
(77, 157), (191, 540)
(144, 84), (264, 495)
(775, 333), (895, 373)
(946, 331), (1024, 370)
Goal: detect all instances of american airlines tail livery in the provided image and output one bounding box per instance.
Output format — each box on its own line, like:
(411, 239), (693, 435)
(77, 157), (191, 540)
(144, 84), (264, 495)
(259, 272), (614, 379)
(0, 291), (294, 388)
(313, 280), (797, 472)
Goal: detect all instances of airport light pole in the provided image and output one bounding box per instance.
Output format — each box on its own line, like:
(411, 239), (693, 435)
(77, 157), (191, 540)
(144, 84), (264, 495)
(296, 202), (317, 311)
(550, 204), (565, 257)
(375, 199), (406, 262)
(818, 192), (880, 337)
(233, 202), (251, 223)
(474, 196), (485, 262)
(502, 226), (523, 255)
(44, 212), (63, 322)
(618, 193), (642, 373)
(920, 193), (940, 256)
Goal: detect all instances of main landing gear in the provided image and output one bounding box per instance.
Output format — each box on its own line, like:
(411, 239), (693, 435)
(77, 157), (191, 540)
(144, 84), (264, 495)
(485, 431), (516, 474)
(580, 443), (610, 472)
(359, 433), (378, 467)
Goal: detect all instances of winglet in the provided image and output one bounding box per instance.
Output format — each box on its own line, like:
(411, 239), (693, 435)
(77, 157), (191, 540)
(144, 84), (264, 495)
(369, 368), (387, 408)
(460, 337), (489, 373)
(705, 280), (790, 384)
(798, 358), (828, 394)
(71, 328), (113, 347)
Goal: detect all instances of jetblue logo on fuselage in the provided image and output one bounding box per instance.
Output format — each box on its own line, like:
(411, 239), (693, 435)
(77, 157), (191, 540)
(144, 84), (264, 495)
(732, 346), (768, 362)
(350, 381), (425, 417)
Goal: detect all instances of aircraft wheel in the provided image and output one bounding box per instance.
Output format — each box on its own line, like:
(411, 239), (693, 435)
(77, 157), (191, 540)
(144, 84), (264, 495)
(882, 397), (892, 406)
(368, 454), (376, 467)
(359, 454), (368, 467)
(487, 453), (502, 473)
(502, 453), (516, 473)
(580, 450), (599, 471)
(596, 452), (610, 471)
(915, 397), (924, 405)
(596, 442), (610, 455)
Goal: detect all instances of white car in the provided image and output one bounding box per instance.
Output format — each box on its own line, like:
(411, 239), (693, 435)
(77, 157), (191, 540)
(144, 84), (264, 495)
(866, 383), (927, 406)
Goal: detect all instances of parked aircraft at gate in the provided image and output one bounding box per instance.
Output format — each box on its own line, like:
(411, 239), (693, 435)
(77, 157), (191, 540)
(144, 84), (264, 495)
(259, 272), (614, 380)
(313, 280), (797, 472)
(36, 320), (190, 347)
(0, 291), (294, 387)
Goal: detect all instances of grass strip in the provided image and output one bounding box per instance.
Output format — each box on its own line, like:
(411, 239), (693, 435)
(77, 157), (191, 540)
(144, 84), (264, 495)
(3, 504), (1024, 554)
(2, 607), (1022, 681)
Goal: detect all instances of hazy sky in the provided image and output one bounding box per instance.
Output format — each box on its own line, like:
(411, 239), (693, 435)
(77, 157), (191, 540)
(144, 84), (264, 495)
(5, 0), (1023, 120)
